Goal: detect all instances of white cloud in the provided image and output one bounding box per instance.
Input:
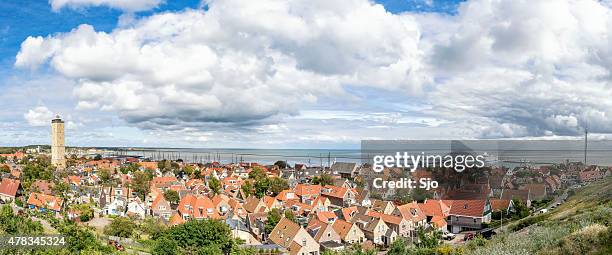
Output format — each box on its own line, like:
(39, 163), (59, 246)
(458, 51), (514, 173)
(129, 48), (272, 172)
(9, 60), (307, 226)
(24, 106), (53, 127)
(14, 0), (612, 144)
(49, 0), (163, 12)
(16, 0), (426, 130)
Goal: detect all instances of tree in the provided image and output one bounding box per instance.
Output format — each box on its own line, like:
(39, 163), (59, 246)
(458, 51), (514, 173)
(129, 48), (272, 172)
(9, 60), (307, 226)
(241, 180), (254, 198)
(56, 221), (112, 253)
(141, 217), (168, 238)
(120, 162), (140, 174)
(53, 181), (70, 197)
(415, 226), (441, 249)
(152, 237), (179, 255)
(284, 210), (297, 223)
(274, 160), (288, 169)
(156, 219), (240, 254)
(183, 164), (195, 176)
(104, 217), (136, 238)
(98, 168), (113, 186)
(387, 238), (408, 255)
(265, 208), (282, 235)
(394, 188), (412, 204)
(312, 173), (334, 186)
(249, 167), (267, 181)
(268, 177), (289, 196)
(254, 177), (271, 198)
(209, 176), (221, 195)
(511, 198), (530, 220)
(132, 170), (152, 200)
(94, 154), (102, 160)
(164, 189), (180, 205)
(0, 165), (9, 173)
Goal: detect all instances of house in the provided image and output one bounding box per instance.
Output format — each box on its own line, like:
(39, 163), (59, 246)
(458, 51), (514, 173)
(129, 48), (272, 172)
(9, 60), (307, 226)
(30, 180), (54, 195)
(490, 199), (514, 214)
(177, 194), (220, 220)
(127, 197), (147, 219)
(392, 202), (428, 234)
(294, 184), (322, 202)
(246, 212), (268, 241)
(321, 186), (356, 207)
(354, 214), (396, 246)
(500, 189), (531, 207)
(104, 197), (126, 216)
(520, 183), (547, 201)
(417, 199), (451, 230)
(316, 211), (338, 224)
(331, 219), (365, 244)
(226, 218), (261, 245)
(244, 196), (268, 214)
(307, 218), (342, 244)
(151, 195), (173, 220)
(579, 169), (604, 182)
(27, 192), (63, 215)
(371, 199), (396, 215)
(0, 178), (20, 202)
(268, 218), (320, 255)
(330, 162), (358, 179)
(367, 210), (411, 238)
(447, 200), (492, 233)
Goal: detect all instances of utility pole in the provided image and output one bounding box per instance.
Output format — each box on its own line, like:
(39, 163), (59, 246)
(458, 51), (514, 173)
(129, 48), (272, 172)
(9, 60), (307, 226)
(584, 127), (588, 165)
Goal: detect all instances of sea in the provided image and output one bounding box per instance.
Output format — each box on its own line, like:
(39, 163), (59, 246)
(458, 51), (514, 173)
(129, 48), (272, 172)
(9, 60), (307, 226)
(102, 139), (612, 168)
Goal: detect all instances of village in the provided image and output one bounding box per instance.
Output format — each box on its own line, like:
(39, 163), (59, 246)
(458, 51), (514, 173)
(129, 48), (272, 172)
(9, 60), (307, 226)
(0, 145), (609, 254)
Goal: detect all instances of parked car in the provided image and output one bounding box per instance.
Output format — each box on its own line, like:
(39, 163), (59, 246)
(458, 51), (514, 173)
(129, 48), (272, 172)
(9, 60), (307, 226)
(539, 209), (548, 214)
(442, 231), (456, 240)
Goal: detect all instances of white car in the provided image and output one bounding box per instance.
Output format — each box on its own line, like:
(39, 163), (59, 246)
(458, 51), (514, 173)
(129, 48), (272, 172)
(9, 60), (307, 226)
(539, 209), (548, 213)
(442, 231), (456, 240)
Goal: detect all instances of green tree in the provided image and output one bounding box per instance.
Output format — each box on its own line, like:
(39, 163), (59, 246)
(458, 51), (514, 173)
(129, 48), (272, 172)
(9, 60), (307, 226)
(0, 165), (9, 173)
(284, 210), (297, 223)
(241, 180), (254, 198)
(156, 219), (240, 254)
(387, 238), (408, 255)
(98, 168), (113, 186)
(394, 188), (412, 204)
(141, 217), (168, 239)
(254, 177), (271, 198)
(511, 198), (530, 220)
(248, 167), (267, 181)
(274, 160), (288, 169)
(265, 208), (282, 235)
(152, 237), (179, 255)
(120, 162), (140, 174)
(312, 173), (334, 186)
(268, 177), (289, 196)
(94, 154), (102, 160)
(132, 170), (152, 200)
(164, 189), (180, 205)
(209, 176), (221, 195)
(104, 217), (136, 238)
(183, 164), (195, 176)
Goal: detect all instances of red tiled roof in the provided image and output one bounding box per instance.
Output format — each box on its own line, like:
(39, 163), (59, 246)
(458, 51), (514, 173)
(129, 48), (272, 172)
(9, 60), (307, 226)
(0, 178), (20, 198)
(448, 200), (487, 218)
(177, 194), (220, 219)
(27, 192), (63, 211)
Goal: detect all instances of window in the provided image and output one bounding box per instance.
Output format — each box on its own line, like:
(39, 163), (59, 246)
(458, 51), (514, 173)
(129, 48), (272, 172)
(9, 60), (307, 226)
(302, 238), (307, 246)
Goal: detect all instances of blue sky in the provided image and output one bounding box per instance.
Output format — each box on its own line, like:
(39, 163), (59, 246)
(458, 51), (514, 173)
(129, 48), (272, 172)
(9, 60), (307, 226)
(2, 0), (611, 148)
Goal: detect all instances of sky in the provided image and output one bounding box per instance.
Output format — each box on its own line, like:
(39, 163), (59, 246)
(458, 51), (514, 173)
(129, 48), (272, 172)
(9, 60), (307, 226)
(2, 0), (612, 149)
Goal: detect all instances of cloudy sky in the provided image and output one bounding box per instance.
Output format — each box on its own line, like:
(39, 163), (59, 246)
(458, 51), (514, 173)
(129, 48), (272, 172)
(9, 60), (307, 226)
(2, 0), (612, 149)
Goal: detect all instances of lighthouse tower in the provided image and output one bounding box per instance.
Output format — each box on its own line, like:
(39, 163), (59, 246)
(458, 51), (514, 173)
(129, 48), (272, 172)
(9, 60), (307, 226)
(51, 115), (66, 169)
